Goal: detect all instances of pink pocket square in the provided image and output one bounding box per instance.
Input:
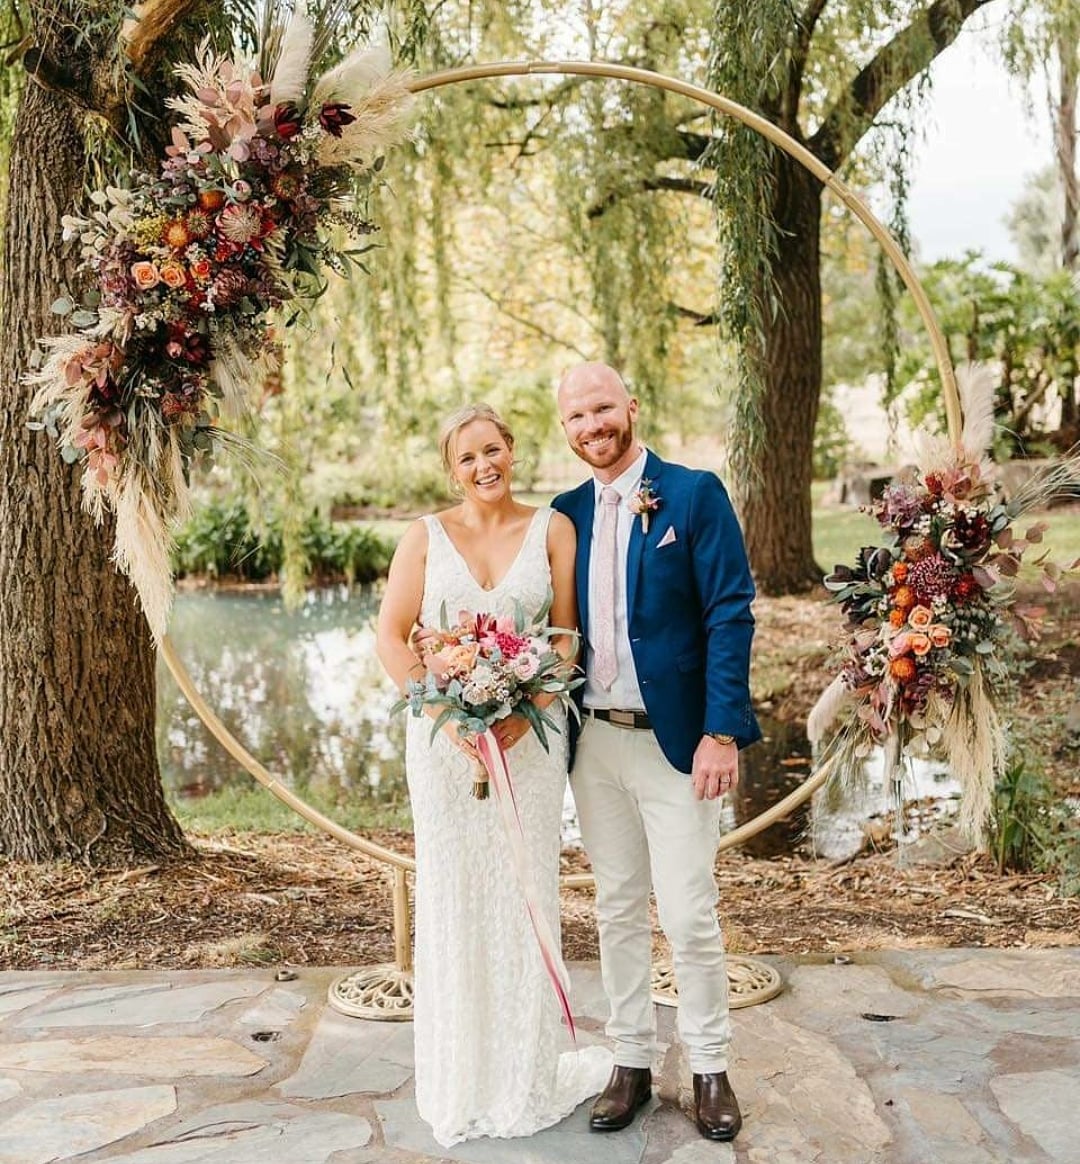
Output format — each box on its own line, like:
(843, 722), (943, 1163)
(657, 526), (677, 548)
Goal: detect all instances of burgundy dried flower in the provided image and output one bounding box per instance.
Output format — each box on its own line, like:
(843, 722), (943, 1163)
(907, 554), (957, 604)
(273, 102), (304, 139)
(318, 101), (356, 138)
(951, 510), (991, 551)
(270, 170), (303, 202)
(165, 324), (210, 365)
(209, 267), (249, 308)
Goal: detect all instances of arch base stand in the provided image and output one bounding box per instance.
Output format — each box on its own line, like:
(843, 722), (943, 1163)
(328, 965), (414, 1020)
(328, 955), (782, 1021)
(652, 955), (782, 1010)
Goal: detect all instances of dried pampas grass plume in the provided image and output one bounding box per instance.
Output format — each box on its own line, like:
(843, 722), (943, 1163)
(269, 1), (314, 107)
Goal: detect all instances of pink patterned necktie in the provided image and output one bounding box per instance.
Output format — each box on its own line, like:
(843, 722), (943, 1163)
(592, 486), (620, 690)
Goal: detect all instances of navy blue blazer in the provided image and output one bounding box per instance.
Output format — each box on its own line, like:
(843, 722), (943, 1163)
(553, 449), (761, 774)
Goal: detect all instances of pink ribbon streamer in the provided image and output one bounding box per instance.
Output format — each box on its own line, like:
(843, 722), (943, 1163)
(476, 728), (577, 1043)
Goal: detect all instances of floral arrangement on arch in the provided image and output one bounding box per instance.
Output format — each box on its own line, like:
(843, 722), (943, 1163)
(27, 3), (414, 640)
(808, 366), (1079, 840)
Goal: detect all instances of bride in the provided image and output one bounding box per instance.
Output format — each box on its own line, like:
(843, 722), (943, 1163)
(376, 403), (611, 1148)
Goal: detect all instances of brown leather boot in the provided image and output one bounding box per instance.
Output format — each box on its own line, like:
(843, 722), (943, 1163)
(693, 1071), (741, 1141)
(589, 1065), (653, 1132)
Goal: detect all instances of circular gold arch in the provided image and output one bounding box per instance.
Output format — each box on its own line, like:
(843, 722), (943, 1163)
(161, 60), (964, 1017)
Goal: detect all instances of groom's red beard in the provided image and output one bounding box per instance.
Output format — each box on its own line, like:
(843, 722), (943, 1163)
(571, 420), (635, 470)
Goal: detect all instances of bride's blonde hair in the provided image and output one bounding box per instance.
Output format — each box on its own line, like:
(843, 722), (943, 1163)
(438, 403), (515, 479)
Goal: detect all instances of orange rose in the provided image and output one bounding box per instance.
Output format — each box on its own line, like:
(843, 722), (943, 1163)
(930, 625), (951, 648)
(131, 261), (160, 290)
(159, 261), (187, 289)
(190, 258), (212, 283)
(909, 632), (932, 657)
(892, 585), (915, 611)
(889, 657), (917, 683)
(888, 608), (906, 628)
(908, 605), (934, 630)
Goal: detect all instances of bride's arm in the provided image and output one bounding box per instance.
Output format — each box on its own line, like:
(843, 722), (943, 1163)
(377, 520), (475, 755)
(375, 519), (429, 691)
(534, 510), (579, 711)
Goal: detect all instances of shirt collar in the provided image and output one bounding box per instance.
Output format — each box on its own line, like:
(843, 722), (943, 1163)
(593, 446), (648, 505)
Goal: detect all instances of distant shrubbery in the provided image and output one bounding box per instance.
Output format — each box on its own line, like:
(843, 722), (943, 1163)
(174, 502), (393, 584)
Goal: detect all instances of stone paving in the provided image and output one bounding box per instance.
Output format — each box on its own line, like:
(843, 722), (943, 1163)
(0, 949), (1078, 1163)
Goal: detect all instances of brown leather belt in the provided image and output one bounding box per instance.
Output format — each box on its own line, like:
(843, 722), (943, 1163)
(588, 707), (652, 730)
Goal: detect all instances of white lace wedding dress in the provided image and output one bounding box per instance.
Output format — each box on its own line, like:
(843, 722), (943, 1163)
(405, 508), (611, 1148)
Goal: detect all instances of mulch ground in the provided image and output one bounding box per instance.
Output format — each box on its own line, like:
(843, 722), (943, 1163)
(2, 830), (1077, 973)
(1, 583), (1077, 972)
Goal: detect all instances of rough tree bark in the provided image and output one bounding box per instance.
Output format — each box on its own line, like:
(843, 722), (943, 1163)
(737, 159), (824, 594)
(0, 10), (191, 862)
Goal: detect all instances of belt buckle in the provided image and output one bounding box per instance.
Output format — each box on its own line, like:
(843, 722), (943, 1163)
(608, 709), (634, 728)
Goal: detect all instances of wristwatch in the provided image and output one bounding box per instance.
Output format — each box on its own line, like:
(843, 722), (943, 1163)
(708, 732), (735, 745)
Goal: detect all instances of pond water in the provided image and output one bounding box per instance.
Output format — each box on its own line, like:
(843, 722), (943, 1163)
(157, 587), (958, 858)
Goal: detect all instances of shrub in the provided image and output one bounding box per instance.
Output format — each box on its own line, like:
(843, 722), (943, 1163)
(174, 502), (393, 584)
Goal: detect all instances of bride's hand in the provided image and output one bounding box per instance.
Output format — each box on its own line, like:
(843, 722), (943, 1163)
(443, 722), (479, 760)
(493, 714), (529, 751)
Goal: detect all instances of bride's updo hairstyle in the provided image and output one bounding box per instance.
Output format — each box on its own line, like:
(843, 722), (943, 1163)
(438, 403), (515, 480)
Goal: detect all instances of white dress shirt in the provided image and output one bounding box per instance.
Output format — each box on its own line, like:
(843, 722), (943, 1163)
(583, 447), (648, 711)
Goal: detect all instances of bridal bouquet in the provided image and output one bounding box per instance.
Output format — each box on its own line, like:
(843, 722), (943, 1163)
(394, 595), (581, 798)
(810, 367), (1079, 840)
(27, 4), (414, 640)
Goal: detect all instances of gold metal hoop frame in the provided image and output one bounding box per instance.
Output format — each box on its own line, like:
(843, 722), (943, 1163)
(161, 60), (963, 1019)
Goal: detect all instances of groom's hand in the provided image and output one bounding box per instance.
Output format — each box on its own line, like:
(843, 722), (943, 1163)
(692, 737), (739, 800)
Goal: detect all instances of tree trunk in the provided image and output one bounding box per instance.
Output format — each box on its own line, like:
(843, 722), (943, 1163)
(1055, 27), (1078, 431)
(736, 159), (824, 595)
(0, 77), (189, 863)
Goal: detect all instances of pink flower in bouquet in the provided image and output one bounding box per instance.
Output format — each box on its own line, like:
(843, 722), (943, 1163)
(512, 651), (541, 681)
(425, 641), (479, 681)
(484, 630), (530, 660)
(889, 632), (913, 658)
(930, 625), (951, 649)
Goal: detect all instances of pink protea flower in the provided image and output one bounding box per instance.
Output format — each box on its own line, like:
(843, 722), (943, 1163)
(217, 204), (263, 245)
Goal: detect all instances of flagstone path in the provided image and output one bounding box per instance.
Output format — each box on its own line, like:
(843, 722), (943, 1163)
(0, 949), (1077, 1162)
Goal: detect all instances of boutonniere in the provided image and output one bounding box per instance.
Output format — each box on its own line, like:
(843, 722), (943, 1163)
(627, 479), (662, 533)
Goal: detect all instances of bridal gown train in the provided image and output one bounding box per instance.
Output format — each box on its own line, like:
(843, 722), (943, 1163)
(405, 508), (611, 1148)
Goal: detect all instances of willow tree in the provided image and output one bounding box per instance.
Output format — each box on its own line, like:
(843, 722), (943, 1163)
(361, 1), (1003, 592)
(1002, 0), (1079, 437)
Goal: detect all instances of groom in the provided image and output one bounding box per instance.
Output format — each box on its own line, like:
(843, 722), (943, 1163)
(552, 362), (760, 1142)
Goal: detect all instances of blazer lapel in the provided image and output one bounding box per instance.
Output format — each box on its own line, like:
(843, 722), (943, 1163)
(626, 449), (663, 618)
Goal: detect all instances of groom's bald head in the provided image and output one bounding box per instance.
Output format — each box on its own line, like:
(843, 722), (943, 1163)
(556, 361), (631, 408)
(556, 362), (641, 481)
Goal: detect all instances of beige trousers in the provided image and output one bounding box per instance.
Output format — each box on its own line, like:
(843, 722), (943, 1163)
(572, 716), (731, 1074)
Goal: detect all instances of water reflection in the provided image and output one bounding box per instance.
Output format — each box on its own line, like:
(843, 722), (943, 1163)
(158, 589), (959, 858)
(157, 586), (409, 817)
